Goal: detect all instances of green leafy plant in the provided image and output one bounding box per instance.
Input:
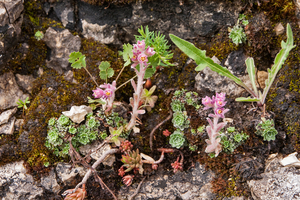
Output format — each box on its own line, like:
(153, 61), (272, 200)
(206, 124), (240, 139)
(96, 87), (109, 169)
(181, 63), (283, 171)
(132, 26), (174, 79)
(169, 130), (186, 149)
(119, 43), (133, 67)
(34, 31), (44, 41)
(170, 23), (295, 108)
(140, 85), (158, 112)
(256, 118), (278, 141)
(17, 97), (30, 117)
(220, 127), (249, 154)
(45, 113), (101, 157)
(99, 61), (114, 83)
(228, 14), (248, 45)
(172, 111), (189, 131)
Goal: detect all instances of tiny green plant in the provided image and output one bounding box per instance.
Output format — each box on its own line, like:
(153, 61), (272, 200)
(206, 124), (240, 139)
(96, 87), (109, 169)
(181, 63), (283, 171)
(228, 14), (248, 46)
(169, 130), (186, 149)
(17, 97), (30, 116)
(170, 23), (295, 108)
(34, 31), (44, 41)
(220, 127), (249, 154)
(256, 117), (278, 141)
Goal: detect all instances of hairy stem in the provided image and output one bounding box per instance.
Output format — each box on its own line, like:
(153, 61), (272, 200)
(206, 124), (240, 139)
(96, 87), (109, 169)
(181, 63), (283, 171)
(84, 67), (99, 87)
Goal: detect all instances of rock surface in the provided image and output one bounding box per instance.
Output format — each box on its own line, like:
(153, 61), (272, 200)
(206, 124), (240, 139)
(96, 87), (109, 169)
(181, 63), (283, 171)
(248, 154), (300, 200)
(40, 169), (61, 194)
(0, 0), (23, 69)
(0, 107), (17, 126)
(0, 72), (29, 110)
(0, 161), (44, 200)
(56, 162), (87, 185)
(44, 27), (81, 74)
(0, 116), (15, 135)
(118, 163), (216, 200)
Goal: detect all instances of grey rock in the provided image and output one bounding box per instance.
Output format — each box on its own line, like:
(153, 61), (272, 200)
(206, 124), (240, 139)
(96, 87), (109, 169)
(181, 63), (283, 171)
(81, 20), (118, 44)
(44, 27), (81, 74)
(41, 169), (61, 194)
(15, 74), (35, 93)
(0, 0), (23, 69)
(248, 154), (300, 200)
(56, 162), (87, 185)
(0, 161), (44, 200)
(0, 72), (29, 110)
(79, 142), (115, 167)
(0, 116), (15, 135)
(0, 2), (9, 26)
(2, 0), (24, 23)
(0, 107), (17, 126)
(195, 50), (252, 96)
(274, 22), (285, 36)
(118, 163), (216, 200)
(52, 0), (75, 29)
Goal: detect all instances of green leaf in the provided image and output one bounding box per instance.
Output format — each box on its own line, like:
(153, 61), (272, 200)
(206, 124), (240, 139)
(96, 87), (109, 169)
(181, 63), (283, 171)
(245, 58), (258, 96)
(68, 52), (83, 63)
(144, 67), (156, 79)
(99, 61), (110, 71)
(99, 71), (107, 80)
(169, 34), (251, 91)
(106, 68), (114, 78)
(261, 23), (296, 105)
(120, 44), (133, 67)
(235, 97), (260, 102)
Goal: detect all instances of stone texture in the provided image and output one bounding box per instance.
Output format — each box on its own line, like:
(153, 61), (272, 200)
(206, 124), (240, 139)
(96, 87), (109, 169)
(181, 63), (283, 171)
(0, 72), (29, 110)
(44, 27), (81, 74)
(0, 107), (17, 126)
(76, 0), (243, 45)
(41, 169), (61, 194)
(0, 161), (44, 200)
(0, 0), (23, 69)
(248, 154), (300, 200)
(118, 163), (216, 200)
(79, 142), (115, 167)
(0, 116), (15, 135)
(52, 0), (75, 29)
(15, 74), (36, 93)
(2, 0), (24, 23)
(56, 162), (87, 185)
(274, 22), (284, 36)
(195, 50), (253, 96)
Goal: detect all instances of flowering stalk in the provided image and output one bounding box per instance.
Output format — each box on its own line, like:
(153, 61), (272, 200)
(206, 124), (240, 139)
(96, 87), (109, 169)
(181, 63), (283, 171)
(202, 92), (229, 157)
(92, 81), (116, 112)
(126, 40), (155, 131)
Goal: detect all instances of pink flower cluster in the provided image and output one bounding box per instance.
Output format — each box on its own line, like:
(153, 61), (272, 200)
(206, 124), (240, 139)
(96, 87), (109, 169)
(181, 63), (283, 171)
(202, 92), (229, 118)
(92, 81), (116, 99)
(202, 92), (229, 157)
(131, 40), (155, 68)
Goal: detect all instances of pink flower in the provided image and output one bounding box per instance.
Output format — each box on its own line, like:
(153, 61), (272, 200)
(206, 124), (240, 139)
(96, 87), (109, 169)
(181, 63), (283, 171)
(137, 40), (145, 51)
(92, 88), (105, 99)
(152, 164), (158, 170)
(214, 99), (226, 108)
(202, 96), (214, 110)
(123, 175), (134, 186)
(145, 46), (155, 57)
(215, 92), (226, 101)
(138, 53), (148, 65)
(104, 89), (113, 98)
(214, 107), (229, 118)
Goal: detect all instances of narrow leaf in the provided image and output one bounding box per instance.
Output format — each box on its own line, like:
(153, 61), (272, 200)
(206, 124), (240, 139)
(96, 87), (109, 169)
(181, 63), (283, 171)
(169, 34), (254, 95)
(261, 23), (296, 105)
(245, 58), (258, 96)
(235, 97), (260, 102)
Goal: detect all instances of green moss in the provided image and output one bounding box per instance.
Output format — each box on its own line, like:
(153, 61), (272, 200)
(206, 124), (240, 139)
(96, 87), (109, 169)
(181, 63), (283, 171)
(81, 0), (153, 6)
